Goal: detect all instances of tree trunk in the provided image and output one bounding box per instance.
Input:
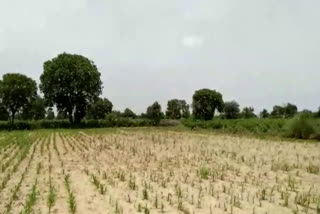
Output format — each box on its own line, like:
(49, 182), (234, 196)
(68, 111), (74, 124)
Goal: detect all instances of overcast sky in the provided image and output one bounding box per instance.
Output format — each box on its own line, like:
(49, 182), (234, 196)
(0, 0), (319, 114)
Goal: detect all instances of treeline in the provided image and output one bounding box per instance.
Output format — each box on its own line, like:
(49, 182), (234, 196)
(0, 53), (319, 136)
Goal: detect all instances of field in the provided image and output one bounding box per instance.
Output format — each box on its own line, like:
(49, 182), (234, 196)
(0, 129), (319, 214)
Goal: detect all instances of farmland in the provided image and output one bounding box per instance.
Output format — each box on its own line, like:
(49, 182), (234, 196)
(0, 128), (319, 214)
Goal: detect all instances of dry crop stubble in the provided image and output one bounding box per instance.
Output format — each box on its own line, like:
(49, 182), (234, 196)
(0, 128), (319, 214)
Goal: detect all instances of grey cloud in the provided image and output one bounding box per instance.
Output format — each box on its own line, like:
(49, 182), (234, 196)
(0, 0), (319, 113)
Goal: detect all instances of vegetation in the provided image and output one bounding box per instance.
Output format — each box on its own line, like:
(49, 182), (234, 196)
(1, 129), (318, 213)
(0, 73), (37, 122)
(192, 88), (224, 120)
(146, 101), (163, 125)
(165, 99), (190, 119)
(40, 53), (102, 124)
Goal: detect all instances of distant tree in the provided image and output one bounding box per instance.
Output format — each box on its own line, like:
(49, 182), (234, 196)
(146, 102), (163, 125)
(40, 53), (102, 124)
(86, 98), (113, 120)
(20, 96), (46, 120)
(259, 109), (270, 118)
(271, 103), (297, 118)
(270, 105), (284, 118)
(166, 99), (190, 119)
(0, 103), (9, 121)
(192, 89), (224, 120)
(223, 101), (240, 119)
(241, 107), (256, 118)
(46, 108), (55, 120)
(0, 73), (37, 122)
(283, 103), (297, 118)
(122, 108), (136, 118)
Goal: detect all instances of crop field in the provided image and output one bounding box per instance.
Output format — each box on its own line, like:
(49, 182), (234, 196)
(0, 129), (319, 214)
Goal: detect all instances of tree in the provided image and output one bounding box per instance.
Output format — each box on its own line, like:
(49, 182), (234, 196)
(192, 89), (224, 120)
(259, 109), (270, 118)
(271, 103), (297, 118)
(317, 107), (320, 118)
(46, 108), (55, 120)
(0, 103), (9, 121)
(241, 107), (256, 118)
(0, 73), (37, 122)
(20, 96), (46, 120)
(223, 101), (240, 119)
(86, 98), (113, 120)
(122, 108), (136, 118)
(283, 103), (298, 118)
(40, 53), (102, 124)
(166, 99), (190, 119)
(271, 105), (284, 118)
(146, 102), (163, 125)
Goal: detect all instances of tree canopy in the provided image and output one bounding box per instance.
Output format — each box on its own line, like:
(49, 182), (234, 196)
(166, 99), (190, 119)
(259, 109), (270, 118)
(241, 107), (256, 118)
(271, 103), (297, 118)
(122, 108), (136, 118)
(20, 95), (46, 120)
(0, 73), (37, 122)
(146, 102), (163, 125)
(40, 53), (102, 123)
(223, 101), (240, 119)
(192, 89), (224, 120)
(86, 98), (113, 120)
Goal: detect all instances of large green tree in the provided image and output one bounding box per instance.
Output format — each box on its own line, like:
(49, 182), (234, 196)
(86, 98), (113, 120)
(223, 101), (240, 119)
(0, 73), (37, 122)
(40, 53), (102, 124)
(20, 95), (46, 120)
(146, 102), (163, 125)
(192, 89), (224, 120)
(166, 99), (190, 119)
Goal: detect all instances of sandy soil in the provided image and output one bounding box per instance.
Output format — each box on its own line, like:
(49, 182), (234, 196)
(0, 129), (319, 214)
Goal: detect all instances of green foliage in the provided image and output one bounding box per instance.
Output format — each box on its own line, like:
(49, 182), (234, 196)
(166, 99), (190, 119)
(122, 108), (136, 118)
(0, 103), (9, 121)
(46, 108), (55, 120)
(86, 97), (113, 119)
(259, 109), (270, 118)
(0, 73), (37, 122)
(271, 103), (298, 118)
(40, 53), (102, 124)
(192, 89), (224, 120)
(223, 101), (240, 119)
(20, 95), (46, 120)
(146, 101), (163, 125)
(240, 107), (256, 119)
(182, 118), (287, 137)
(285, 113), (318, 139)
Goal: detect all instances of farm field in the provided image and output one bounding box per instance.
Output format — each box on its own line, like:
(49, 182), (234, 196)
(0, 129), (319, 214)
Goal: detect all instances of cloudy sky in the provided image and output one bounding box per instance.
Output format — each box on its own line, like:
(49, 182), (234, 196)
(0, 0), (319, 114)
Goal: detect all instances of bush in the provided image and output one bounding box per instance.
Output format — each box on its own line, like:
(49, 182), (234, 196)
(285, 113), (318, 139)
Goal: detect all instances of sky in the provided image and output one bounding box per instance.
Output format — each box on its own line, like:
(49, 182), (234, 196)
(0, 0), (319, 114)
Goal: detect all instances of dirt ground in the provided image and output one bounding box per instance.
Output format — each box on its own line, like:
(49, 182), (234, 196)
(0, 129), (319, 214)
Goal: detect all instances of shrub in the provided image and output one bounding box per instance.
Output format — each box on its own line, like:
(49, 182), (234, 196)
(285, 113), (317, 139)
